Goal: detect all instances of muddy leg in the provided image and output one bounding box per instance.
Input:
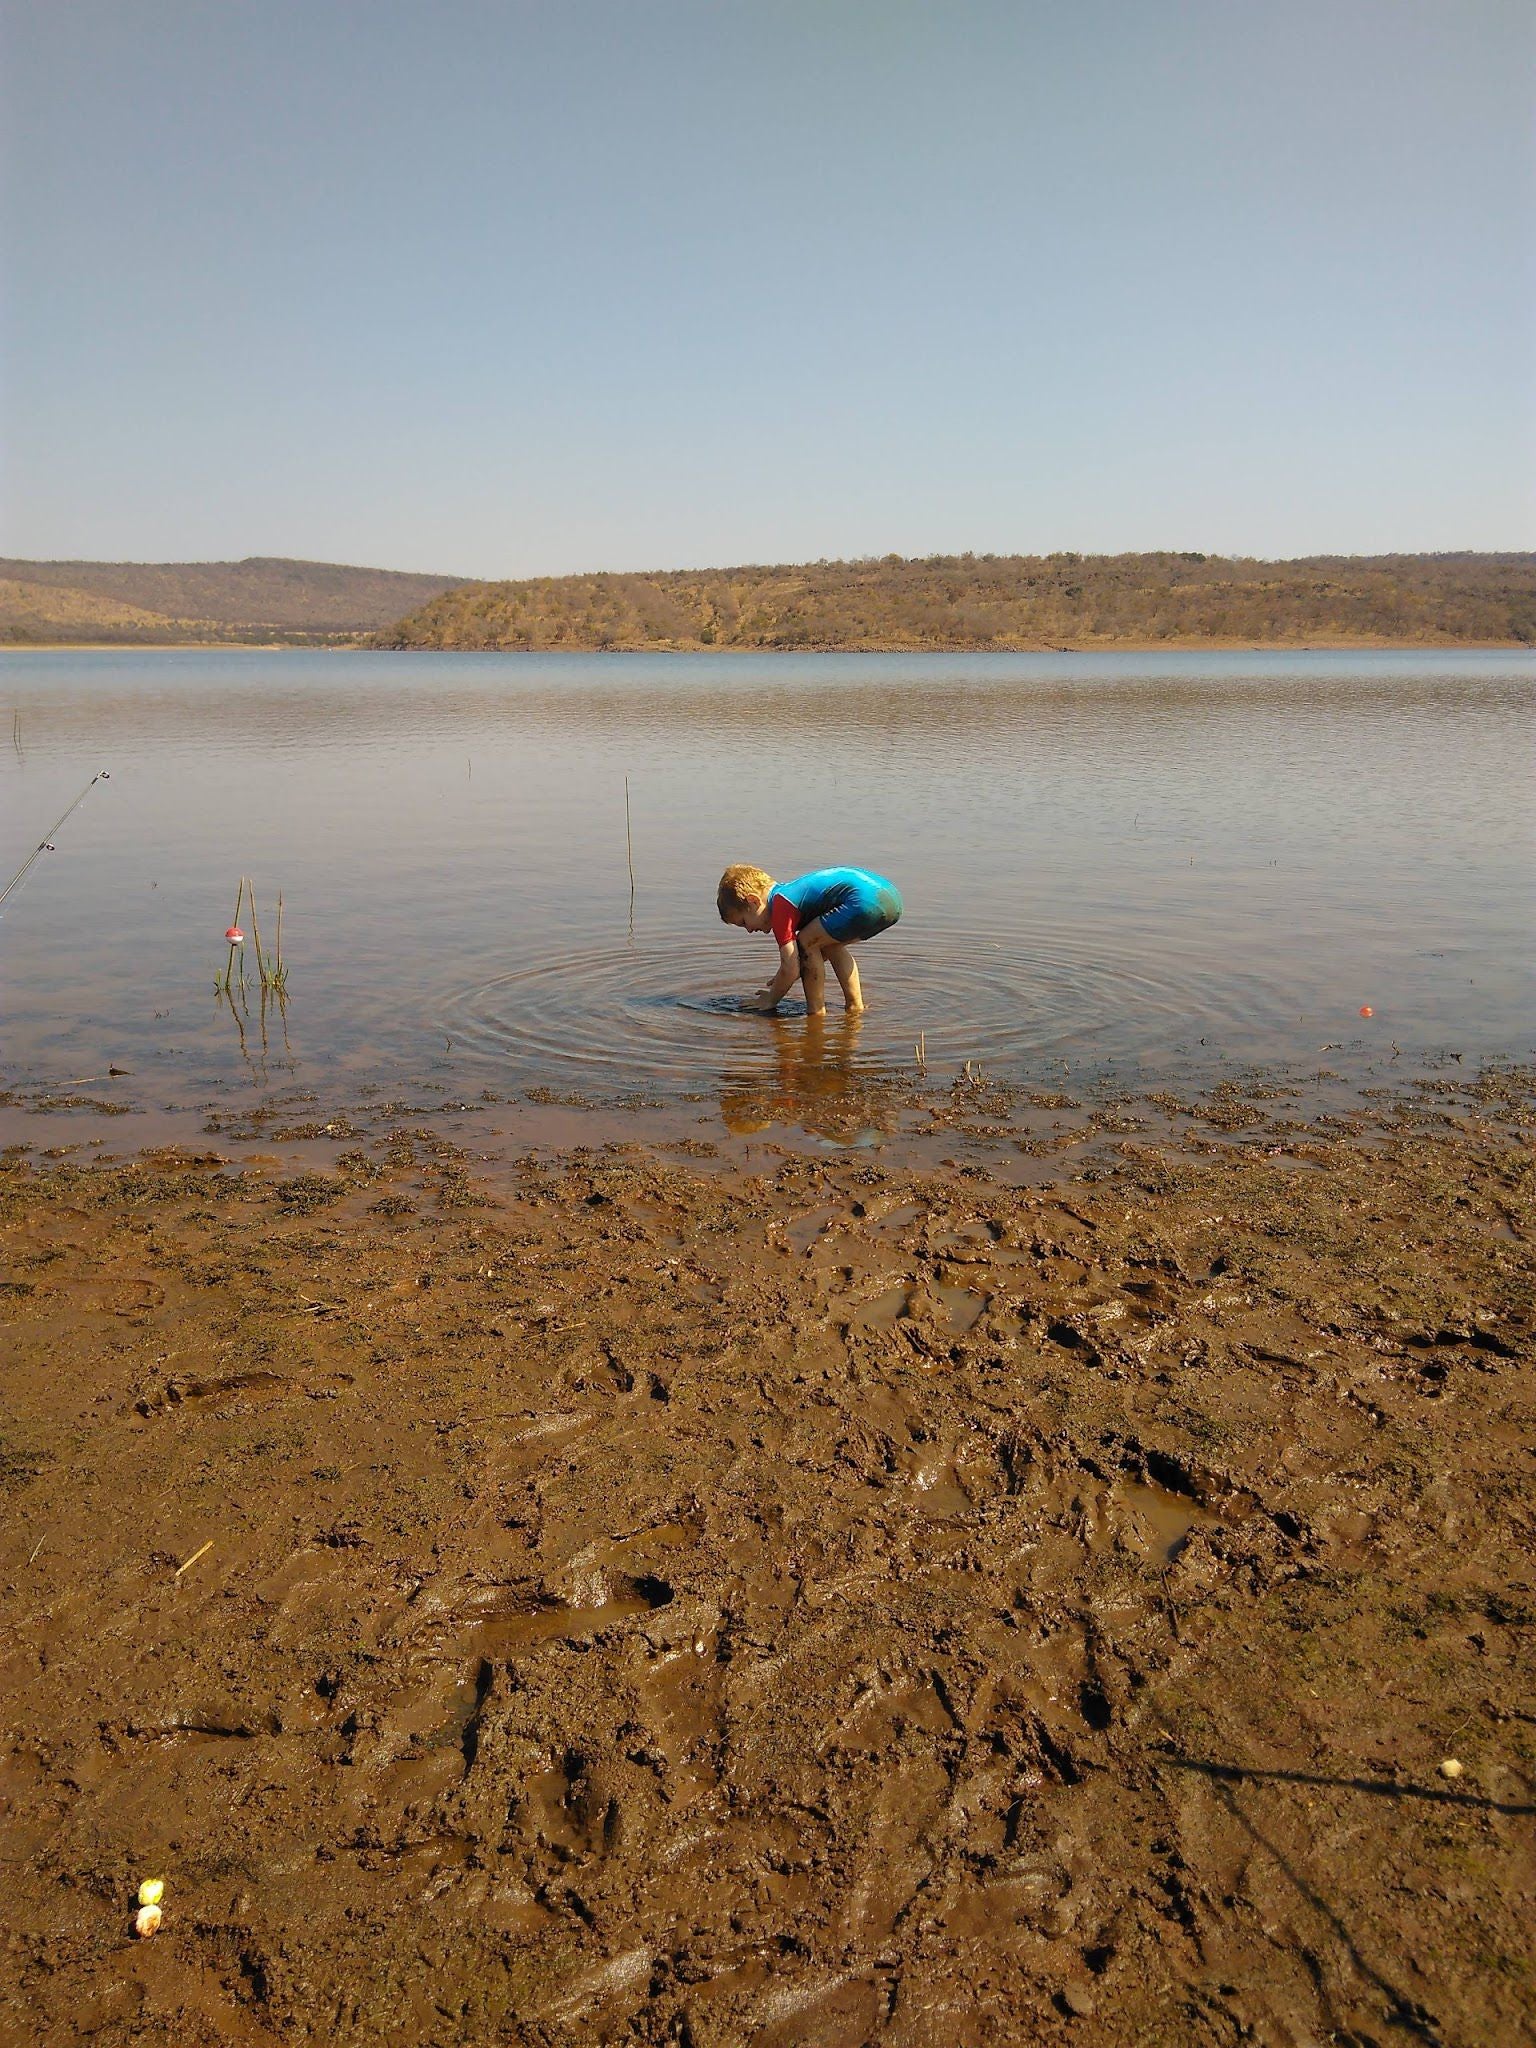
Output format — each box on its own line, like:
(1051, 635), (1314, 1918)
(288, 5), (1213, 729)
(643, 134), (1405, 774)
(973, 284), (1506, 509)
(798, 940), (827, 1016)
(825, 942), (864, 1013)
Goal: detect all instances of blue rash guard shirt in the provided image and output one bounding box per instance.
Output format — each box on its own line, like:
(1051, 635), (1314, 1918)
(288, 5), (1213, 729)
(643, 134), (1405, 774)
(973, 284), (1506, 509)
(767, 868), (904, 948)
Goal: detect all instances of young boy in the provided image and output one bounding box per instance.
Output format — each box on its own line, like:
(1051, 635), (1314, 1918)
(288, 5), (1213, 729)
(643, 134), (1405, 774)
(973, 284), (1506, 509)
(717, 864), (903, 1015)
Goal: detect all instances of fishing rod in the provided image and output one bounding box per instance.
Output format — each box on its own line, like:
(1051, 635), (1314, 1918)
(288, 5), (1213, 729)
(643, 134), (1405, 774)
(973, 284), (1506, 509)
(0, 769), (111, 910)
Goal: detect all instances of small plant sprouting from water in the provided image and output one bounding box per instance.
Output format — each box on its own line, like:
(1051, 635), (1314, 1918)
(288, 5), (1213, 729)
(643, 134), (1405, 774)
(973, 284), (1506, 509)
(214, 877), (289, 997)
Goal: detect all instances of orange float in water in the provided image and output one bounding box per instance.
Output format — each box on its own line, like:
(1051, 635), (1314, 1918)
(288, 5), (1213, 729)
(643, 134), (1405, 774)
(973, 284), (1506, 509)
(1359, 1005), (1373, 1018)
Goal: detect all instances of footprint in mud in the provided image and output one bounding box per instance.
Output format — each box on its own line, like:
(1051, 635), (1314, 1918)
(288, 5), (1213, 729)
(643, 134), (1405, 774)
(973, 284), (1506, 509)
(777, 1205), (844, 1256)
(519, 1747), (628, 1860)
(634, 1636), (726, 1778)
(893, 1441), (973, 1518)
(137, 1368), (293, 1414)
(364, 1661), (495, 1810)
(32, 1270), (167, 1323)
(1006, 1619), (1125, 1750)
(1098, 1448), (1249, 1563)
(1116, 1479), (1223, 1563)
(851, 1282), (913, 1330)
(847, 1276), (988, 1344)
(414, 1571), (676, 1661)
(498, 1409), (596, 1453)
(136, 1367), (353, 1415)
(934, 1282), (987, 1334)
(374, 1658), (492, 1754)
(864, 1201), (926, 1240)
(928, 1218), (1002, 1258)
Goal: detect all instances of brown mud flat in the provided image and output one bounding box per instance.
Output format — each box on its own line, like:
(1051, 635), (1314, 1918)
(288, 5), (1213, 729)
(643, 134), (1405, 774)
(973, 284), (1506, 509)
(1, 1086), (1533, 2046)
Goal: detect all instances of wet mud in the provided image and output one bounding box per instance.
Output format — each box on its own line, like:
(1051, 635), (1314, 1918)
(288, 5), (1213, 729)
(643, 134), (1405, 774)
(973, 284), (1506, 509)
(1, 1079), (1534, 2045)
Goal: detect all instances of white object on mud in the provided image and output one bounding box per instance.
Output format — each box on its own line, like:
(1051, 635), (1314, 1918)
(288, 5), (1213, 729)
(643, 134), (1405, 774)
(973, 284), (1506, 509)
(134, 1903), (163, 1938)
(1439, 1757), (1464, 1780)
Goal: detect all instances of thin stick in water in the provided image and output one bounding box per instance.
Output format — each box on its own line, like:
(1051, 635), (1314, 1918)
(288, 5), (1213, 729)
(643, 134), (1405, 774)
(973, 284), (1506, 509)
(221, 876), (246, 992)
(247, 879), (267, 987)
(624, 777), (636, 901)
(235, 876), (250, 988)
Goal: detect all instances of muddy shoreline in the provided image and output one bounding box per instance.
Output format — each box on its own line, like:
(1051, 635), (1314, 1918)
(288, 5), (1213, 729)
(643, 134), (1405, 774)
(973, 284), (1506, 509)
(2, 1075), (1533, 2045)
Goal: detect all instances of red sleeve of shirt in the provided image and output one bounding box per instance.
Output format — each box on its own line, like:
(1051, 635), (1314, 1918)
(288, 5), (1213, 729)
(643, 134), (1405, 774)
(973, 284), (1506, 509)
(770, 894), (800, 946)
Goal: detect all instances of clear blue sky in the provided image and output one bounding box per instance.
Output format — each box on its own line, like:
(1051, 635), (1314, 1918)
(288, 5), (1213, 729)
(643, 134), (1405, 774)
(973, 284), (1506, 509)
(3, 0), (1532, 575)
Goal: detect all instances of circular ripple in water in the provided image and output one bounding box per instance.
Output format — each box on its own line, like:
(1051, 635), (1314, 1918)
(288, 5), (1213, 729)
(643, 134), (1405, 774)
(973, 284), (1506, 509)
(439, 919), (1286, 1092)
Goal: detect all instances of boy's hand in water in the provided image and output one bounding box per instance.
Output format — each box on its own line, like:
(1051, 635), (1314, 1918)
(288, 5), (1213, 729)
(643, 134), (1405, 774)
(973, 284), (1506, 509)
(745, 941), (802, 1015)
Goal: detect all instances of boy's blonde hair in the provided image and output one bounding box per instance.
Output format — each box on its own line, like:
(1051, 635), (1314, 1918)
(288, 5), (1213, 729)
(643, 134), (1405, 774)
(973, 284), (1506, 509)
(717, 863), (774, 921)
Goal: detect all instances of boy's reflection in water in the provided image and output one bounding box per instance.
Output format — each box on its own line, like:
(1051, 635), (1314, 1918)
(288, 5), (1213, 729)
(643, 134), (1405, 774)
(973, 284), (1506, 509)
(718, 1012), (895, 1142)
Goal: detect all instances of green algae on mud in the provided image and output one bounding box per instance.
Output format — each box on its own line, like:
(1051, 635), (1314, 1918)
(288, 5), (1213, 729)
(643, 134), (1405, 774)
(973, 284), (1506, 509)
(0, 1079), (1532, 2045)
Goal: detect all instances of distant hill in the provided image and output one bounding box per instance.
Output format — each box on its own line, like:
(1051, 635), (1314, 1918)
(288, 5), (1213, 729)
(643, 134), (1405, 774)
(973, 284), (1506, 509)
(0, 556), (467, 643)
(377, 551), (1536, 651)
(7, 550), (1531, 651)
(0, 577), (186, 642)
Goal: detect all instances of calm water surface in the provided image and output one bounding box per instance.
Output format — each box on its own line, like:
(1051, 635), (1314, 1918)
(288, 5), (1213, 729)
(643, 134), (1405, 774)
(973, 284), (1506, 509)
(2, 649), (1532, 1131)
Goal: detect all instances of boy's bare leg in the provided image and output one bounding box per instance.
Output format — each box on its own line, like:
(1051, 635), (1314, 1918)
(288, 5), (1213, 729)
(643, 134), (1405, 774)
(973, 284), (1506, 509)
(798, 941), (827, 1015)
(825, 942), (864, 1013)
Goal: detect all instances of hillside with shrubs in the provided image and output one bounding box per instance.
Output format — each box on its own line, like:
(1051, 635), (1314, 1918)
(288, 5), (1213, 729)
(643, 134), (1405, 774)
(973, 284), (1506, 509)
(377, 551), (1536, 651)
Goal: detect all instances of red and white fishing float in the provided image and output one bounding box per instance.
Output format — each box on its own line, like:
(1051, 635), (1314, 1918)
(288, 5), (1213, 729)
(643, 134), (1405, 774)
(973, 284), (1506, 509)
(225, 926), (244, 943)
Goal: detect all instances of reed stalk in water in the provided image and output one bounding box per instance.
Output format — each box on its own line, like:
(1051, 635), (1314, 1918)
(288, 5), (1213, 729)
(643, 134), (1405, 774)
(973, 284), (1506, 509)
(263, 885), (291, 993)
(265, 891), (288, 994)
(247, 879), (266, 986)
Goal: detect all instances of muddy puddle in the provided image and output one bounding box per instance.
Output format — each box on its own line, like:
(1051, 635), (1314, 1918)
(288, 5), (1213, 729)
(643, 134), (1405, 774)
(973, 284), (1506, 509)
(1, 1070), (1533, 2044)
(1115, 1478), (1223, 1562)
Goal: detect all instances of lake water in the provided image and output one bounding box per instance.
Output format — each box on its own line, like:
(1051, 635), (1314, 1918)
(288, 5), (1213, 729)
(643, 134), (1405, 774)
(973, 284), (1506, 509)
(1, 648), (1532, 1134)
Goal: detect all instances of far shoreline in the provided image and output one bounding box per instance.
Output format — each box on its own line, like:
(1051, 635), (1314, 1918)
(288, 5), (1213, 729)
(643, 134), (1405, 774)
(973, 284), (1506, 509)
(5, 635), (1534, 655)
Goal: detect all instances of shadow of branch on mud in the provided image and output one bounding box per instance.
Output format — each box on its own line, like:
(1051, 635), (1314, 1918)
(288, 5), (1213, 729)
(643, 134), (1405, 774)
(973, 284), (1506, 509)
(1163, 1753), (1536, 1815)
(1159, 1756), (1456, 2045)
